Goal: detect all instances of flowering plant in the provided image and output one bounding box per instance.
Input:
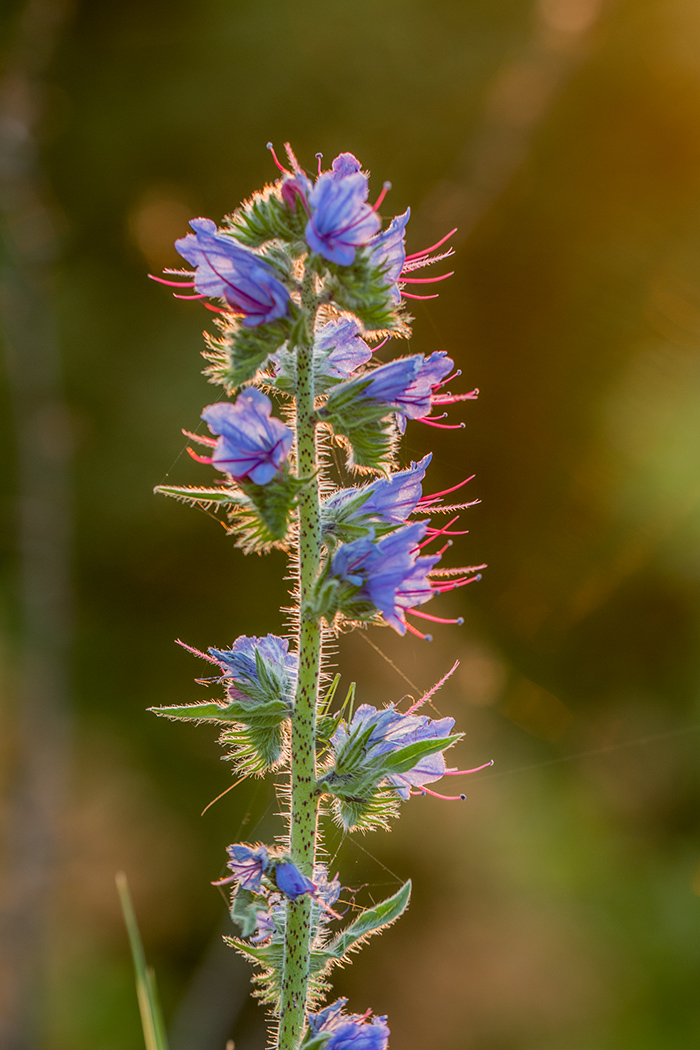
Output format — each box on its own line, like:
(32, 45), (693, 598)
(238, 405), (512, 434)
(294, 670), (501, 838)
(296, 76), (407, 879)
(141, 143), (489, 1050)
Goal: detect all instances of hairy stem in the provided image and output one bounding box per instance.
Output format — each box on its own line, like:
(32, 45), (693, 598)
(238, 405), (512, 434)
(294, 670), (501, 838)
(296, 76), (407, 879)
(279, 277), (322, 1050)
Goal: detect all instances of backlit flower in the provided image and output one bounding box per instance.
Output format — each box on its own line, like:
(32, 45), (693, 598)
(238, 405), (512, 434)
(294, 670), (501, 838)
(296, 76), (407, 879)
(305, 154), (381, 266)
(174, 218), (290, 326)
(201, 388), (293, 485)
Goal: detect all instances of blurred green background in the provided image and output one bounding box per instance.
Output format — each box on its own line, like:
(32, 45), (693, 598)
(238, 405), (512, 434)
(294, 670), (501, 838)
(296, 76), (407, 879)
(2, 0), (700, 1048)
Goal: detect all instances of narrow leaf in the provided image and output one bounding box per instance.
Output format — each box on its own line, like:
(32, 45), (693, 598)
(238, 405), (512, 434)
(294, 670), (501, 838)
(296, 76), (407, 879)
(312, 879), (411, 970)
(116, 872), (169, 1050)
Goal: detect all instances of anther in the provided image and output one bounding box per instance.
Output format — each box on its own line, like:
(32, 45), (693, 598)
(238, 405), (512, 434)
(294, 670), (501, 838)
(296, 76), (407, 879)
(372, 181), (392, 212)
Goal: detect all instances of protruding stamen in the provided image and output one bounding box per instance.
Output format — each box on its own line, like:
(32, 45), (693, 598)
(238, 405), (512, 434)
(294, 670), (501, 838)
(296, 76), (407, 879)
(432, 572), (482, 592)
(267, 141), (289, 174)
(173, 292), (207, 300)
(211, 873), (237, 887)
(405, 227), (457, 261)
(418, 515), (460, 548)
(316, 152), (323, 175)
(400, 271), (454, 284)
(405, 621), (432, 642)
(372, 180), (392, 212)
(407, 609), (464, 625)
(149, 274), (196, 287)
(204, 303), (227, 314)
(432, 368), (462, 391)
(411, 786), (467, 801)
(418, 474), (475, 505)
(401, 291), (440, 301)
(444, 760), (494, 776)
(432, 388), (479, 404)
(421, 419), (466, 430)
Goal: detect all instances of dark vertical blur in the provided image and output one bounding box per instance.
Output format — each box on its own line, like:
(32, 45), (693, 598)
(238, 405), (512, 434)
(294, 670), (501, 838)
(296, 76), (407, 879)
(0, 2), (75, 1047)
(2, 0), (700, 1048)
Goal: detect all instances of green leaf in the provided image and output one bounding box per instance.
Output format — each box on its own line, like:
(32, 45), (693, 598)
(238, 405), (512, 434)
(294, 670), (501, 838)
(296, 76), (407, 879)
(116, 872), (169, 1050)
(311, 880), (411, 971)
(373, 733), (463, 778)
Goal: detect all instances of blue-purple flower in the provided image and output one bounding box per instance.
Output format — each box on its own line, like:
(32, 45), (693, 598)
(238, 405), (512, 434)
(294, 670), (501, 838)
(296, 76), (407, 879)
(315, 317), (373, 379)
(223, 843), (269, 891)
(305, 154), (381, 266)
(275, 861), (315, 901)
(324, 455), (432, 528)
(308, 1000), (389, 1050)
(329, 522), (440, 634)
(361, 352), (453, 423)
(201, 388), (293, 485)
(367, 209), (410, 304)
(250, 909), (276, 943)
(174, 218), (290, 326)
(209, 634), (296, 704)
(331, 704), (456, 800)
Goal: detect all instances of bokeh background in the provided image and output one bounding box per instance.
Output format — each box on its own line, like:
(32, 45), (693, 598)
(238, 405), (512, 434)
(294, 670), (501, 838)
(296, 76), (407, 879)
(2, 0), (700, 1047)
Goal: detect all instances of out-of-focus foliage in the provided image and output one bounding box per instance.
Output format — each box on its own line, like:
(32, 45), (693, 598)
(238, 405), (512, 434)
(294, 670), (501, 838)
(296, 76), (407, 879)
(2, 0), (700, 1048)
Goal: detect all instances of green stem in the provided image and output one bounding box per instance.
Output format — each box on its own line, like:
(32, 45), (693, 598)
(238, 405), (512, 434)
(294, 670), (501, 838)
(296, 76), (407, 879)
(279, 276), (322, 1050)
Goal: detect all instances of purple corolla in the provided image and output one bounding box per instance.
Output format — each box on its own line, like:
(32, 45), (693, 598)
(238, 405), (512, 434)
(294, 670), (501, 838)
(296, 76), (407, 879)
(275, 861), (315, 901)
(305, 154), (381, 266)
(201, 388), (293, 485)
(308, 999), (390, 1050)
(324, 455), (432, 527)
(329, 522), (439, 634)
(175, 218), (290, 326)
(367, 209), (410, 304)
(222, 843), (269, 892)
(331, 703), (456, 800)
(208, 634), (296, 703)
(361, 352), (453, 424)
(315, 317), (373, 379)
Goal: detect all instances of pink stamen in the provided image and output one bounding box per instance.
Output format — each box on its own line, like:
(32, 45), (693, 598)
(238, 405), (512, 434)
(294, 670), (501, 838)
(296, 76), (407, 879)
(419, 475), (475, 504)
(444, 761), (494, 776)
(407, 609), (464, 625)
(432, 388), (479, 404)
(399, 272), (454, 284)
(173, 292), (207, 300)
(426, 526), (469, 537)
(211, 873), (237, 887)
(372, 181), (391, 212)
(204, 303), (227, 314)
(418, 515), (460, 548)
(405, 228), (458, 261)
(404, 621), (432, 642)
(411, 786), (467, 801)
(433, 573), (482, 592)
(149, 274), (196, 287)
(401, 291), (440, 301)
(267, 141), (289, 174)
(186, 447), (213, 465)
(182, 428), (217, 448)
(316, 153), (323, 175)
(421, 419), (466, 430)
(432, 368), (462, 391)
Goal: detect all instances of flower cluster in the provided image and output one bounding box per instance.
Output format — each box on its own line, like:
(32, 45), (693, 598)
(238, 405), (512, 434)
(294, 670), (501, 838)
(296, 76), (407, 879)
(148, 144), (487, 1050)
